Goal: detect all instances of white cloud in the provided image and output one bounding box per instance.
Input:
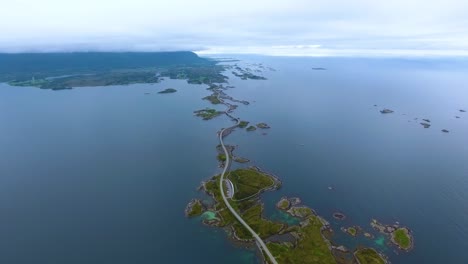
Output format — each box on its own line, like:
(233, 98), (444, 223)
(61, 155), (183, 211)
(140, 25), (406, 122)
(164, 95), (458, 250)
(0, 0), (467, 56)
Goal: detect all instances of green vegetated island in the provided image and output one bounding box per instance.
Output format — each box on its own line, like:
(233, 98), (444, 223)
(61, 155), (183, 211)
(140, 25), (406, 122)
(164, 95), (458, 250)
(1, 52), (414, 263)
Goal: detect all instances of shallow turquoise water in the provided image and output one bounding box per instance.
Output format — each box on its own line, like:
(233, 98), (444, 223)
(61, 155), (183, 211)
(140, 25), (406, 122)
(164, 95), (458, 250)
(375, 236), (386, 247)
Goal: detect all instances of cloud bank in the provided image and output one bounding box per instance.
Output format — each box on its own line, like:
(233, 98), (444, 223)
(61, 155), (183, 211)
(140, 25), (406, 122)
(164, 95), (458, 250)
(1, 0), (467, 56)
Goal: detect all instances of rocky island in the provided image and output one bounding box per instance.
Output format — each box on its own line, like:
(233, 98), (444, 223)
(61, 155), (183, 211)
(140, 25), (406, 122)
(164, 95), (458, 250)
(158, 88), (177, 94)
(246, 125), (257, 131)
(193, 108), (223, 120)
(380, 109), (394, 114)
(371, 219), (414, 251)
(420, 122), (431, 128)
(256, 122), (271, 129)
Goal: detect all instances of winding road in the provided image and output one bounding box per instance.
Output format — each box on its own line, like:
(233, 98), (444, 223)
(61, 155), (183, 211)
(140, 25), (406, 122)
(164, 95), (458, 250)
(218, 118), (278, 264)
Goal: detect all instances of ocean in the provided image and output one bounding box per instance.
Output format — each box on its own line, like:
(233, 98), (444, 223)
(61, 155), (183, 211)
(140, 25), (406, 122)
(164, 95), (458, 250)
(0, 56), (467, 263)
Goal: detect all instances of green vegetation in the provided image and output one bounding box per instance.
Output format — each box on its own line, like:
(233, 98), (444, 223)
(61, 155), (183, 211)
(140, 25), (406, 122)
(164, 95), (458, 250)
(202, 168), (281, 233)
(203, 94), (221, 104)
(392, 228), (412, 250)
(217, 153), (227, 162)
(276, 198), (290, 210)
(227, 168), (276, 200)
(246, 126), (257, 131)
(256, 122), (270, 129)
(162, 65), (227, 84)
(233, 204), (284, 239)
(186, 200), (204, 217)
(347, 227), (357, 236)
(238, 121), (249, 128)
(354, 248), (386, 264)
(158, 88), (177, 94)
(194, 108), (223, 120)
(267, 215), (336, 264)
(1, 52), (227, 89)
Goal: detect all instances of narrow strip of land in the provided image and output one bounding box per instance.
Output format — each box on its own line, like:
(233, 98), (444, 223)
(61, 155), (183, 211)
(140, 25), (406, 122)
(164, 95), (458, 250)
(218, 118), (278, 264)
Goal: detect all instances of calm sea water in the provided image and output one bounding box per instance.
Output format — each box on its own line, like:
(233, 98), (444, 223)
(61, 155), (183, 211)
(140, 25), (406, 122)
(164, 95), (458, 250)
(0, 57), (467, 263)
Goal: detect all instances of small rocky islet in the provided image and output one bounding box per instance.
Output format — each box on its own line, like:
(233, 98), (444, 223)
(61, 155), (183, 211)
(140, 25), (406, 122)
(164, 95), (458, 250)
(380, 108), (394, 114)
(157, 88), (177, 94)
(376, 105), (461, 133)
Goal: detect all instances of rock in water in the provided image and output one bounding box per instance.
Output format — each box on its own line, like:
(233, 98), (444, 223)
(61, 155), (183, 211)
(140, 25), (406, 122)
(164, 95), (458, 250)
(420, 122), (431, 128)
(380, 109), (394, 114)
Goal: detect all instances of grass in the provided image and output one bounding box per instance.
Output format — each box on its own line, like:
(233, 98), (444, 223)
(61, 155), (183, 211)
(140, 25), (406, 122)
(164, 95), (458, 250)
(228, 168), (275, 200)
(217, 153), (227, 162)
(187, 200), (203, 217)
(256, 122), (270, 129)
(354, 248), (386, 264)
(238, 121), (249, 128)
(203, 94), (221, 104)
(347, 227), (357, 236)
(232, 204), (284, 239)
(201, 169), (346, 263)
(267, 215), (336, 264)
(392, 228), (411, 250)
(203, 169), (282, 238)
(194, 108), (223, 120)
(277, 198), (290, 210)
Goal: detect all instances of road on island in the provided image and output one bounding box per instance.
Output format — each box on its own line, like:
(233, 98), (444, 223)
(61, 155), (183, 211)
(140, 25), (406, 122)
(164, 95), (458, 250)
(218, 118), (278, 264)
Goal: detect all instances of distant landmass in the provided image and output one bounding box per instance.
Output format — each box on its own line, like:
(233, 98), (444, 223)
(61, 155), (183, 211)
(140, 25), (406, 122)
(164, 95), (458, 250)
(0, 52), (224, 89)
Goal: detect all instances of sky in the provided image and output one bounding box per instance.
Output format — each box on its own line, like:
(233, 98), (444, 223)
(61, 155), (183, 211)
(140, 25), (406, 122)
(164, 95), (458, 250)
(1, 0), (468, 56)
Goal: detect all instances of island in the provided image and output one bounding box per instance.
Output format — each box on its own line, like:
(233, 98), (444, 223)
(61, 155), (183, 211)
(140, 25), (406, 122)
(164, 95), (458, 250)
(186, 167), (343, 263)
(203, 94), (221, 104)
(256, 122), (271, 129)
(343, 226), (359, 237)
(233, 157), (250, 163)
(158, 88), (177, 94)
(238, 121), (249, 128)
(246, 125), (257, 131)
(371, 219), (414, 251)
(193, 108), (223, 120)
(231, 65), (267, 80)
(420, 122), (431, 128)
(391, 227), (413, 251)
(380, 109), (394, 114)
(333, 212), (346, 220)
(276, 197), (291, 210)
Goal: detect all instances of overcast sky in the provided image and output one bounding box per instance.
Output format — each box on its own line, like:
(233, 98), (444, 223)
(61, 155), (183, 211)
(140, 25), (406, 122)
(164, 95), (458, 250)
(1, 0), (467, 56)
